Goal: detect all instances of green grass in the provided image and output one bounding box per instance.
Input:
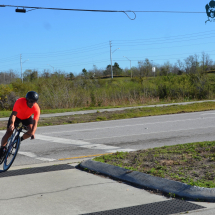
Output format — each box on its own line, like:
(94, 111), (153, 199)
(1, 99), (214, 118)
(0, 105), (122, 118)
(93, 141), (215, 188)
(0, 110), (12, 118)
(1, 101), (215, 130)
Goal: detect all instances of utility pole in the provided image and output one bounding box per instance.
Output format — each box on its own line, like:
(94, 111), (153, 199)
(123, 56), (132, 78)
(110, 41), (113, 79)
(109, 41), (120, 79)
(20, 54), (23, 83)
(20, 54), (29, 83)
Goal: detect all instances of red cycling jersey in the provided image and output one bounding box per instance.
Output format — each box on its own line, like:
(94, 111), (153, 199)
(13, 98), (40, 121)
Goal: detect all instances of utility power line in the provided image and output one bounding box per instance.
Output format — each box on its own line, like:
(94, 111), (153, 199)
(0, 4), (207, 20)
(1, 30), (215, 71)
(0, 4), (136, 20)
(0, 4), (205, 13)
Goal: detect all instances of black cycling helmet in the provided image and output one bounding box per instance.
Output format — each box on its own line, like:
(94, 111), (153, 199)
(26, 91), (39, 102)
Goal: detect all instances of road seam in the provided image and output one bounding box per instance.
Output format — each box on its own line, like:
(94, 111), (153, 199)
(58, 153), (113, 161)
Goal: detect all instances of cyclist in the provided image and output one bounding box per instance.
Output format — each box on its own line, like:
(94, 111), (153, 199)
(0, 91), (40, 159)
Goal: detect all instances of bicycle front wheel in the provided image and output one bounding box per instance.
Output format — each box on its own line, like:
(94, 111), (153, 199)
(3, 136), (20, 171)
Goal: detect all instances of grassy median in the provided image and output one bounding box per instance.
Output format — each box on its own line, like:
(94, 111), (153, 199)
(0, 102), (215, 130)
(93, 141), (215, 188)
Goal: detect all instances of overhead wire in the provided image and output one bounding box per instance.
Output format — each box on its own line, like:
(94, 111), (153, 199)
(2, 29), (215, 60)
(113, 30), (215, 42)
(113, 36), (215, 47)
(1, 29), (215, 71)
(0, 4), (136, 20)
(24, 46), (109, 58)
(23, 42), (108, 55)
(0, 4), (207, 21)
(113, 53), (215, 63)
(117, 49), (215, 59)
(0, 4), (205, 13)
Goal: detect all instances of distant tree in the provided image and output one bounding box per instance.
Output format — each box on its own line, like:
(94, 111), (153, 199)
(82, 68), (87, 75)
(159, 62), (171, 76)
(184, 55), (199, 74)
(130, 66), (139, 77)
(138, 59), (152, 77)
(68, 72), (74, 80)
(175, 59), (185, 75)
(41, 69), (51, 78)
(113, 62), (123, 76)
(23, 70), (38, 82)
(103, 62), (123, 77)
(138, 61), (144, 78)
(143, 58), (152, 77)
(103, 65), (111, 77)
(0, 70), (17, 84)
(81, 68), (88, 78)
(30, 70), (38, 80)
(201, 52), (213, 73)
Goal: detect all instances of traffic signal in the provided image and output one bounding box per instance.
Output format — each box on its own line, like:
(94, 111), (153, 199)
(15, 8), (26, 13)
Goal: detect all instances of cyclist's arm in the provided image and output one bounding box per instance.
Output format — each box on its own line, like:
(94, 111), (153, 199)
(30, 105), (40, 139)
(31, 119), (38, 139)
(9, 111), (17, 131)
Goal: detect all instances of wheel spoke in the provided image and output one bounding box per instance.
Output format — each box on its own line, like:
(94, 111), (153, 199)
(3, 137), (20, 171)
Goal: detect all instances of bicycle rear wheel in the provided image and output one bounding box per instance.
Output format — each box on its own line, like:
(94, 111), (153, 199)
(3, 136), (20, 171)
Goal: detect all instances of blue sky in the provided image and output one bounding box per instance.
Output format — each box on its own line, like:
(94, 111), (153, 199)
(0, 0), (214, 76)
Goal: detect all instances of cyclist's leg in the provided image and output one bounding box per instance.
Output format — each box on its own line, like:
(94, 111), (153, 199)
(0, 116), (22, 159)
(1, 129), (13, 147)
(1, 116), (21, 147)
(20, 116), (34, 141)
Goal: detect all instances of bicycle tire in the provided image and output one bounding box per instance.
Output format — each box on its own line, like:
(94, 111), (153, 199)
(3, 136), (20, 171)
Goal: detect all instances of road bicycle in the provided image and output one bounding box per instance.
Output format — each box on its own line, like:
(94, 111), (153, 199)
(0, 123), (28, 172)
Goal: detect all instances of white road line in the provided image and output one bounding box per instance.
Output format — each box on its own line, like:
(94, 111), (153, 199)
(36, 157), (56, 162)
(79, 144), (119, 150)
(0, 132), (134, 153)
(18, 151), (56, 162)
(41, 116), (215, 134)
(18, 151), (37, 158)
(36, 134), (90, 146)
(107, 149), (136, 153)
(83, 125), (215, 141)
(36, 134), (133, 152)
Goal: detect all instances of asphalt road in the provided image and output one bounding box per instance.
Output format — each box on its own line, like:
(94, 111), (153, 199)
(0, 109), (215, 167)
(1, 109), (215, 215)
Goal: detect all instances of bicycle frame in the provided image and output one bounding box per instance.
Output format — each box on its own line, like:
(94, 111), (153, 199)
(0, 124), (27, 172)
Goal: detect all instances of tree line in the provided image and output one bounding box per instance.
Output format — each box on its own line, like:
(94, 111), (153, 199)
(0, 52), (214, 84)
(0, 52), (215, 111)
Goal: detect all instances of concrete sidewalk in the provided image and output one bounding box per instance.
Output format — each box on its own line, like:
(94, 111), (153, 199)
(80, 160), (215, 202)
(0, 160), (166, 215)
(0, 100), (215, 121)
(0, 160), (214, 215)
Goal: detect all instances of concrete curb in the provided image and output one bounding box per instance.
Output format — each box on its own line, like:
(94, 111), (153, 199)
(80, 159), (215, 201)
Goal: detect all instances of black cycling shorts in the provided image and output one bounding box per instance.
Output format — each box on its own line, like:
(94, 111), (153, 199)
(7, 115), (33, 129)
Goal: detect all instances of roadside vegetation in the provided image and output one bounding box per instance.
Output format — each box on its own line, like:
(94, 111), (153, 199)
(1, 52), (215, 112)
(1, 72), (215, 111)
(0, 101), (215, 130)
(93, 141), (215, 188)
